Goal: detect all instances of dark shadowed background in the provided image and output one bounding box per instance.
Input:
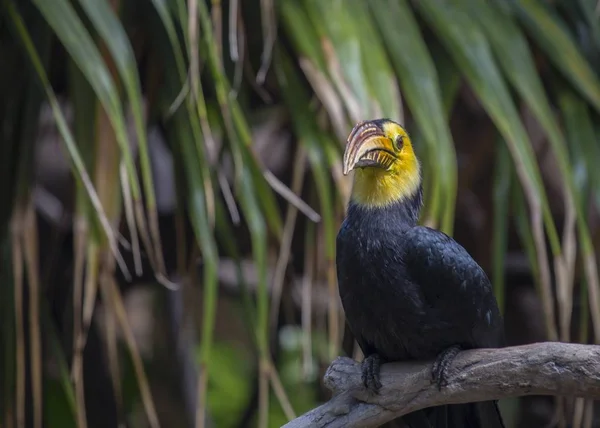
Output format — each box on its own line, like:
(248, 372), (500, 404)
(1, 0), (600, 427)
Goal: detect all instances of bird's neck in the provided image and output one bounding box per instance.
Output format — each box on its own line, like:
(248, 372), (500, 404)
(347, 183), (423, 230)
(350, 163), (421, 208)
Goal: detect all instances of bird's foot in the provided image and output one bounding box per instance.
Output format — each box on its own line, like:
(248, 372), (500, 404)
(432, 345), (461, 391)
(361, 353), (383, 393)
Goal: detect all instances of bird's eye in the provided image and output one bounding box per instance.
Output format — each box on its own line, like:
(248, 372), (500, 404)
(394, 135), (404, 150)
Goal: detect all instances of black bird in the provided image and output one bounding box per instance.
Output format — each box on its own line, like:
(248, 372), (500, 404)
(336, 119), (505, 428)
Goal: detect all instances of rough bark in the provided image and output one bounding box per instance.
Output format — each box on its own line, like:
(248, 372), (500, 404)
(283, 342), (600, 428)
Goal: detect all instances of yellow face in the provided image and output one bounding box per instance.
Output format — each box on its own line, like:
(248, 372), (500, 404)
(343, 119), (420, 208)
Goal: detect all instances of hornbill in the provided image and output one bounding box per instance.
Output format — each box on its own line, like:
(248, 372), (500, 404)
(336, 118), (505, 428)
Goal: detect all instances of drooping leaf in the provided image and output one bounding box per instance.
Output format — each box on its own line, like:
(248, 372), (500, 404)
(416, 0), (559, 339)
(195, 0), (283, 239)
(276, 47), (338, 359)
(415, 0), (560, 252)
(475, 0), (588, 342)
(32, 0), (142, 210)
(492, 137), (512, 314)
(509, 0), (600, 113)
(557, 86), (600, 342)
(369, 0), (457, 234)
(303, 0), (377, 120)
(158, 13), (220, 425)
(346, 1), (402, 121)
(77, 0), (166, 276)
(6, 0), (128, 277)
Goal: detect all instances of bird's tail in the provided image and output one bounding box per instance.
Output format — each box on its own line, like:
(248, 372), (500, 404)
(437, 401), (505, 428)
(470, 400), (505, 428)
(382, 401), (505, 428)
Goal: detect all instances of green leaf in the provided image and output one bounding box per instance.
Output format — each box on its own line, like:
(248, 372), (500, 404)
(303, 0), (400, 121)
(369, 0), (457, 234)
(195, 0), (283, 240)
(77, 0), (165, 274)
(492, 137), (512, 314)
(276, 49), (336, 261)
(509, 0), (600, 113)
(5, 0), (128, 277)
(555, 83), (599, 254)
(512, 177), (541, 293)
(575, 0), (600, 64)
(236, 166), (269, 355)
(191, 13), (276, 427)
(303, 0), (372, 119)
(279, 0), (350, 144)
(205, 342), (253, 428)
(347, 1), (402, 120)
(175, 114), (219, 362)
(149, 0), (188, 80)
(415, 0), (560, 256)
(32, 0), (142, 205)
(433, 41), (461, 118)
(558, 87), (600, 205)
(42, 306), (78, 427)
(278, 0), (327, 72)
(474, 0), (599, 270)
(151, 0), (220, 235)
(157, 13), (219, 368)
(276, 48), (339, 359)
(214, 205), (257, 331)
(557, 86), (600, 339)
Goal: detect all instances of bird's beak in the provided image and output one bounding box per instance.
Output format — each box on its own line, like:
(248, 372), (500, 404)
(343, 121), (397, 175)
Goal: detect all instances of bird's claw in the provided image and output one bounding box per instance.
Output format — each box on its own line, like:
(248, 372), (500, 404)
(361, 353), (383, 393)
(432, 345), (461, 391)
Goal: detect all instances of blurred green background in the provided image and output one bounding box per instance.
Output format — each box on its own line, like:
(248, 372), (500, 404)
(1, 0), (600, 427)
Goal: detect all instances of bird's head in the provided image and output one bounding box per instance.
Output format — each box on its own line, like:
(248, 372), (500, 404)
(343, 119), (421, 208)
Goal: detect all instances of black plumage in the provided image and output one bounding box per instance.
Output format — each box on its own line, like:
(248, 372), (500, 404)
(336, 184), (505, 427)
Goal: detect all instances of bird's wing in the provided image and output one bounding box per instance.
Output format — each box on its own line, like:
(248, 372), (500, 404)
(401, 226), (504, 348)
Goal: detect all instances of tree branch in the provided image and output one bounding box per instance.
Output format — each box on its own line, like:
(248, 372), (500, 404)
(283, 342), (600, 428)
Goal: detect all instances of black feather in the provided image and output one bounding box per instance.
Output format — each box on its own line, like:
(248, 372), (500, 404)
(336, 185), (505, 428)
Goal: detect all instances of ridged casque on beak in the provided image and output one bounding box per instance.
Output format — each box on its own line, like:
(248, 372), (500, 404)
(343, 121), (398, 175)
